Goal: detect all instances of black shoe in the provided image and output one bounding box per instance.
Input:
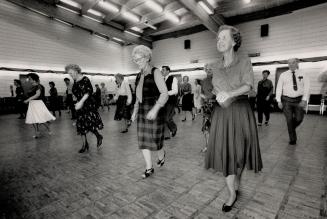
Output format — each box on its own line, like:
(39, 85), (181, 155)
(192, 115), (195, 121)
(79, 142), (89, 153)
(222, 195), (237, 212)
(258, 123), (262, 126)
(265, 121), (269, 126)
(182, 118), (186, 122)
(164, 137), (170, 140)
(289, 141), (296, 145)
(97, 135), (103, 148)
(120, 129), (128, 133)
(172, 130), (177, 137)
(157, 151), (166, 167)
(142, 167), (154, 179)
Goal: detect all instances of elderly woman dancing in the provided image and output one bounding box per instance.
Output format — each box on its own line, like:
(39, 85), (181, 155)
(204, 25), (262, 212)
(131, 45), (168, 179)
(65, 64), (104, 153)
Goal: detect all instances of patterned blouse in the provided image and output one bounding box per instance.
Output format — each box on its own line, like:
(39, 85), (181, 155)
(211, 54), (254, 96)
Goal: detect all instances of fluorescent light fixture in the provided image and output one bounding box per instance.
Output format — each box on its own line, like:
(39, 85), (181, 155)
(56, 5), (80, 14)
(165, 12), (180, 23)
(94, 33), (109, 41)
(122, 11), (140, 23)
(59, 0), (81, 8)
(54, 18), (73, 27)
(87, 9), (104, 17)
(244, 0), (251, 3)
(131, 26), (143, 33)
(28, 7), (50, 17)
(198, 1), (213, 15)
(82, 14), (103, 23)
(98, 0), (119, 13)
(113, 37), (124, 42)
(145, 0), (163, 13)
(124, 30), (141, 37)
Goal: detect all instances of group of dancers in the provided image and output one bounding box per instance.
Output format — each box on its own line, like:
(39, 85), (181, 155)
(14, 24), (310, 213)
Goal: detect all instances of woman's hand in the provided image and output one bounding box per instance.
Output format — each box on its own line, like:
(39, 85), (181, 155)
(75, 101), (83, 110)
(24, 99), (29, 104)
(216, 91), (231, 103)
(146, 108), (159, 120)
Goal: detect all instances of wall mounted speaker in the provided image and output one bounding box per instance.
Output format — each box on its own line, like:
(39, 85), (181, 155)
(184, 39), (191, 49)
(261, 24), (269, 37)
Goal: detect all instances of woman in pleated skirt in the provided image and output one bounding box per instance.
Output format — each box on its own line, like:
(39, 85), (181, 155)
(24, 73), (56, 138)
(204, 25), (262, 213)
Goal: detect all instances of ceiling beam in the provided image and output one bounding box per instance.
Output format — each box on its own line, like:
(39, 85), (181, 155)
(104, 0), (145, 23)
(224, 0), (327, 25)
(81, 0), (101, 14)
(125, 1), (182, 30)
(7, 0), (152, 47)
(177, 0), (223, 33)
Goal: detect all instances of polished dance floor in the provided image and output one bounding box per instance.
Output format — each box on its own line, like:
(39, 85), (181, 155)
(0, 108), (326, 218)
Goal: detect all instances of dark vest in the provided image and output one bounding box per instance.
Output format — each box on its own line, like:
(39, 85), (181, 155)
(165, 75), (177, 105)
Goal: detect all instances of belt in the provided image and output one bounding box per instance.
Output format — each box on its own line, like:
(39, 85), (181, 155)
(281, 95), (302, 103)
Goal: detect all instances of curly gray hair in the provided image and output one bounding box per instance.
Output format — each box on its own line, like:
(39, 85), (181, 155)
(65, 64), (82, 74)
(132, 45), (152, 62)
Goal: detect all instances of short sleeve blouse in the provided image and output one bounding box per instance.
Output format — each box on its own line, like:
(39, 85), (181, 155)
(211, 54), (254, 95)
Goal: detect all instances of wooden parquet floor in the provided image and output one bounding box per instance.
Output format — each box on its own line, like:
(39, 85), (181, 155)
(0, 109), (326, 219)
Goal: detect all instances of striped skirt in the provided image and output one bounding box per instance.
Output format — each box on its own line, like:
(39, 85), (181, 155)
(137, 99), (165, 151)
(205, 96), (263, 177)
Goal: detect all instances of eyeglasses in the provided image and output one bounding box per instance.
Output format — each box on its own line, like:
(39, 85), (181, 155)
(133, 56), (145, 64)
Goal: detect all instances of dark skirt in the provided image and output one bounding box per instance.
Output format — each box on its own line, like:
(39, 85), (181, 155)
(182, 93), (193, 111)
(205, 97), (262, 177)
(137, 98), (165, 151)
(114, 95), (131, 120)
(76, 98), (103, 135)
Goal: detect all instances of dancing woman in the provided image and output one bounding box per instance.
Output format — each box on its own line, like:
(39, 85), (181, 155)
(114, 73), (132, 133)
(24, 73), (55, 138)
(204, 25), (262, 212)
(181, 76), (195, 121)
(131, 45), (168, 179)
(65, 64), (104, 153)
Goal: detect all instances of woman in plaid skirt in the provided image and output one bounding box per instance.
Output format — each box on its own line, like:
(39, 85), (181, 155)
(131, 45), (168, 179)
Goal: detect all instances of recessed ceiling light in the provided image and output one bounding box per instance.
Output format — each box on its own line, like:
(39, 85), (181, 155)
(56, 5), (80, 14)
(113, 37), (124, 42)
(122, 11), (140, 23)
(131, 26), (143, 33)
(87, 9), (104, 17)
(244, 0), (251, 4)
(82, 14), (103, 23)
(59, 0), (81, 8)
(124, 30), (141, 37)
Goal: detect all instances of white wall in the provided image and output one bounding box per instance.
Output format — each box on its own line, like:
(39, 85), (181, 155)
(150, 3), (327, 94)
(0, 0), (127, 96)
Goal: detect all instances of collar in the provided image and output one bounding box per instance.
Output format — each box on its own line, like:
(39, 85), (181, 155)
(217, 53), (240, 69)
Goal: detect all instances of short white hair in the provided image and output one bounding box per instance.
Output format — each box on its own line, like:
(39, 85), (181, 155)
(132, 45), (152, 61)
